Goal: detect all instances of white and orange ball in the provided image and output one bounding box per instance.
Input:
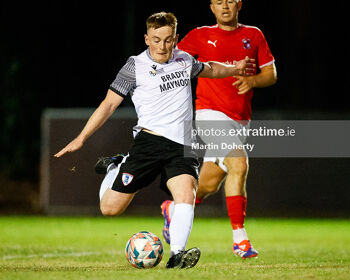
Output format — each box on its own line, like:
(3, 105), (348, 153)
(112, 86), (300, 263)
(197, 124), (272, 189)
(125, 231), (164, 268)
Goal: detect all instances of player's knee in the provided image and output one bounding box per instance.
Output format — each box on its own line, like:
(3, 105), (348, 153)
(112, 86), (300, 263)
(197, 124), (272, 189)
(198, 177), (221, 194)
(100, 203), (124, 216)
(224, 157), (249, 177)
(168, 175), (197, 204)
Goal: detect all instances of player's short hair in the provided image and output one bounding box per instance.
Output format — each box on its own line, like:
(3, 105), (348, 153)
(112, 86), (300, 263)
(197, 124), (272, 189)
(146, 12), (177, 33)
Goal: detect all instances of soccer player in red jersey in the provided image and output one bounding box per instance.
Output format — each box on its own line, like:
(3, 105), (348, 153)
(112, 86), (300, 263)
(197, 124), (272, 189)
(161, 0), (277, 259)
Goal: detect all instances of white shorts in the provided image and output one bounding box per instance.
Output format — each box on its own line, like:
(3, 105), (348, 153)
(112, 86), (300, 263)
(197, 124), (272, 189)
(195, 109), (250, 173)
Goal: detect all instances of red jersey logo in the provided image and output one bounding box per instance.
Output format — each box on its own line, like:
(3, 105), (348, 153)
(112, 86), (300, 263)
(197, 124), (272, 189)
(242, 38), (251, 50)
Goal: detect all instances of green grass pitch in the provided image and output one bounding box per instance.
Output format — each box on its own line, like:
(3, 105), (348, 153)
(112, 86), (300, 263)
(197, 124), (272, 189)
(0, 216), (349, 279)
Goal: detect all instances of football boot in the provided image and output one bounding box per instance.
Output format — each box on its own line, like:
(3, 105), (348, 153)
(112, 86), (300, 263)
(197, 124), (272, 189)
(166, 247), (201, 269)
(233, 240), (258, 259)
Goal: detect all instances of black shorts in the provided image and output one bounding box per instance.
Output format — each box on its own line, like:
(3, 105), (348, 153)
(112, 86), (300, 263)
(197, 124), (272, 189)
(111, 131), (199, 194)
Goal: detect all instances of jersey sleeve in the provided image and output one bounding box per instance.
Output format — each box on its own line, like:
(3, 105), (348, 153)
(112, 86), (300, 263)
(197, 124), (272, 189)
(109, 57), (136, 97)
(256, 29), (275, 69)
(189, 54), (204, 79)
(177, 28), (200, 57)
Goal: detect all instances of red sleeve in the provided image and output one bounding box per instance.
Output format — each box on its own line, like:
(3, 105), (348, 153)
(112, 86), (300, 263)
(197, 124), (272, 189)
(177, 28), (200, 57)
(256, 29), (275, 68)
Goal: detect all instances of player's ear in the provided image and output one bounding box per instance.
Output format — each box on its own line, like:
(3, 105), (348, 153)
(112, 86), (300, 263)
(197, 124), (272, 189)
(237, 0), (242, 11)
(210, 3), (215, 15)
(144, 34), (150, 46)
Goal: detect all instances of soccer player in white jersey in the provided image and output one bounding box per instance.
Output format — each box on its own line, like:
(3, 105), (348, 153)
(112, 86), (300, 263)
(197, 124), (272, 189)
(55, 11), (254, 269)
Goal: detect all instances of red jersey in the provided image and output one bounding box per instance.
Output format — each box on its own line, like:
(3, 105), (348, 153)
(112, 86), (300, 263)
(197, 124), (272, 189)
(177, 24), (275, 120)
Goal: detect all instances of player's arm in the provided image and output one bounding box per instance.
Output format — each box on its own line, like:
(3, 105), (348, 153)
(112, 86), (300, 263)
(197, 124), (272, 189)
(199, 56), (255, 79)
(55, 57), (135, 158)
(252, 63), (277, 88)
(54, 90), (123, 158)
(233, 63), (277, 94)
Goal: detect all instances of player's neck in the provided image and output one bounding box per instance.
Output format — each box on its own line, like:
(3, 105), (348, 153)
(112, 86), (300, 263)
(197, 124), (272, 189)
(217, 21), (238, 31)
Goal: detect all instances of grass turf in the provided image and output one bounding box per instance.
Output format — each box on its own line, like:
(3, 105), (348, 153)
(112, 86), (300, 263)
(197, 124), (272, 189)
(0, 216), (349, 279)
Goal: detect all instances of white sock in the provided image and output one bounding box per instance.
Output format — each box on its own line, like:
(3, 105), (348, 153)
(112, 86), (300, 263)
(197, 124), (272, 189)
(168, 201), (175, 220)
(169, 203), (194, 256)
(99, 156), (128, 200)
(233, 228), (248, 244)
(99, 164), (118, 200)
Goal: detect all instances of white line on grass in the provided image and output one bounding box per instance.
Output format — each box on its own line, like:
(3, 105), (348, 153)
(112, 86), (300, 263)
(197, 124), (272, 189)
(2, 251), (101, 260)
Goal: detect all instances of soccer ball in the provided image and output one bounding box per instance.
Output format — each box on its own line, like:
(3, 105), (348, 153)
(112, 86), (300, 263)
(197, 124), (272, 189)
(125, 231), (164, 268)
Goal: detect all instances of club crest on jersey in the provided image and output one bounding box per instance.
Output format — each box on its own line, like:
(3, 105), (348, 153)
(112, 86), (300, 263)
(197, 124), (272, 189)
(175, 58), (186, 67)
(122, 173), (134, 186)
(150, 70), (156, 76)
(242, 38), (251, 50)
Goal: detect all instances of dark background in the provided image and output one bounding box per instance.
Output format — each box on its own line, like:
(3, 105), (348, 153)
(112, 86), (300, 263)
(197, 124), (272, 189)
(0, 1), (349, 213)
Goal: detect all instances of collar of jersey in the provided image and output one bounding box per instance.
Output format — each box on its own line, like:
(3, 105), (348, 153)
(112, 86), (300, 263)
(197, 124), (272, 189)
(214, 23), (243, 35)
(146, 48), (174, 65)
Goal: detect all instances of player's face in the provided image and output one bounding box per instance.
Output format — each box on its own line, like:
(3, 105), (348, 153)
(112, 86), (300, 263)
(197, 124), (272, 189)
(210, 0), (241, 26)
(145, 26), (178, 64)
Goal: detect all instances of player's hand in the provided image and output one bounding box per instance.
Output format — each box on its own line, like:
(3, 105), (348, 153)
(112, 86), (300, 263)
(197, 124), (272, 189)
(245, 57), (256, 75)
(235, 56), (256, 76)
(232, 75), (255, 94)
(54, 137), (84, 158)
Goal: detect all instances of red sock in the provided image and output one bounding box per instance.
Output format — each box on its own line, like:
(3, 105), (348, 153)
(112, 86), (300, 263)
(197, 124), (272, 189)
(226, 196), (247, 230)
(195, 197), (203, 206)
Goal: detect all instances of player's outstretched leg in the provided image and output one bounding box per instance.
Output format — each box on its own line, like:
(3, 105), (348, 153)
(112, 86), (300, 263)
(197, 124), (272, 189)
(166, 247), (201, 269)
(160, 200), (173, 244)
(94, 154), (125, 174)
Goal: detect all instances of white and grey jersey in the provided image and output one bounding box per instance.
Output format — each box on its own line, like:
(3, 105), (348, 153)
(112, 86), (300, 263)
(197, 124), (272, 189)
(109, 48), (204, 145)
